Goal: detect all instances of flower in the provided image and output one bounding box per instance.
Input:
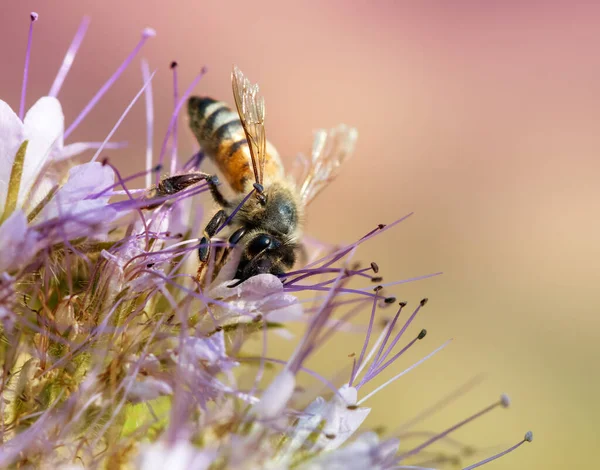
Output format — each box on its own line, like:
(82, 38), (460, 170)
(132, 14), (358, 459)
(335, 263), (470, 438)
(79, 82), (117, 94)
(138, 440), (216, 470)
(0, 12), (534, 470)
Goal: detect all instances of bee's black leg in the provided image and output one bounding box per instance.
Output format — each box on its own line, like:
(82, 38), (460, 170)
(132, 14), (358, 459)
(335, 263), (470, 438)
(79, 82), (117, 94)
(143, 172), (216, 209)
(198, 209), (228, 263)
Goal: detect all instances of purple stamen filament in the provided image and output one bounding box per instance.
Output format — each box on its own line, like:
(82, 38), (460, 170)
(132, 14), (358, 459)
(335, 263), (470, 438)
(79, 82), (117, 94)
(64, 27), (155, 139)
(170, 61), (179, 175)
(156, 67), (208, 185)
(19, 12), (38, 120)
(398, 396), (509, 460)
(462, 432), (533, 469)
(49, 16), (90, 98)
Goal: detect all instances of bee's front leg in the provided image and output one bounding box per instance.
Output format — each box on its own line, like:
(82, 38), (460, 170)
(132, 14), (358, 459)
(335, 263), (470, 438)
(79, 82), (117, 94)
(198, 209), (228, 263)
(197, 209), (229, 285)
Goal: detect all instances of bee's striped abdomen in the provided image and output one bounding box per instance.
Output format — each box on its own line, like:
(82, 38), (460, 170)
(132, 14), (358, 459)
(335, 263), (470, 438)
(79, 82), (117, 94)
(188, 96), (283, 193)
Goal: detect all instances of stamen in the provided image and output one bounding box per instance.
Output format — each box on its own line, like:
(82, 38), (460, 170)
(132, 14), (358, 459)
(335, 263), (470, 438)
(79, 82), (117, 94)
(356, 340), (451, 406)
(462, 431), (533, 469)
(218, 188), (255, 232)
(87, 164), (161, 199)
(300, 214), (413, 272)
(367, 302), (407, 377)
(398, 393), (511, 460)
(182, 150), (204, 171)
(394, 374), (485, 433)
(91, 71), (156, 163)
(170, 61), (179, 175)
(19, 12), (38, 120)
(353, 316), (394, 379)
(49, 16), (90, 97)
(156, 67), (208, 184)
(349, 296), (378, 386)
(141, 59), (154, 188)
(64, 27), (156, 139)
(366, 329), (427, 380)
(372, 298), (428, 372)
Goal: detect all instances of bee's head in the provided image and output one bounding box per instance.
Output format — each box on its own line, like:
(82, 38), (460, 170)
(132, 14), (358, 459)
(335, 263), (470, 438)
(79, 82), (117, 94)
(231, 233), (296, 286)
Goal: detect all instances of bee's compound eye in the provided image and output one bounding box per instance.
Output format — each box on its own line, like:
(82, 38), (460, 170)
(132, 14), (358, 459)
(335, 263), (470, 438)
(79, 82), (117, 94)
(248, 234), (272, 256)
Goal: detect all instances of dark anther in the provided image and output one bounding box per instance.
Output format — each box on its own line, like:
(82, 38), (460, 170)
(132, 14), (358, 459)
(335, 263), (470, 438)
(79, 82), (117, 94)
(146, 263), (155, 268)
(418, 329), (427, 340)
(215, 325), (223, 331)
(152, 164), (163, 172)
(253, 314), (263, 323)
(170, 61), (178, 68)
(325, 433), (336, 440)
(399, 301), (407, 308)
(165, 231), (171, 237)
(175, 233), (183, 238)
(370, 262), (379, 273)
(378, 224), (386, 229)
(346, 405), (358, 410)
(384, 296), (396, 304)
(374, 285), (383, 292)
(420, 298), (429, 306)
(101, 157), (109, 166)
(371, 276), (383, 283)
(253, 183), (264, 193)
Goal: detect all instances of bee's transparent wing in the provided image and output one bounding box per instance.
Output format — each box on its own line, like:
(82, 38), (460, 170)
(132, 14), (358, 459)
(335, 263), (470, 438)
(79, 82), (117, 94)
(231, 66), (267, 186)
(299, 125), (358, 205)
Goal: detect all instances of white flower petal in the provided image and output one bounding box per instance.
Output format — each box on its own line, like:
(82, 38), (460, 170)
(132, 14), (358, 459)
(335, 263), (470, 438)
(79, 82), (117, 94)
(36, 162), (116, 238)
(207, 273), (302, 325)
(319, 385), (371, 452)
(138, 440), (216, 470)
(253, 369), (296, 420)
(298, 432), (399, 470)
(0, 210), (40, 273)
(128, 377), (173, 402)
(0, 100), (24, 210)
(20, 97), (64, 206)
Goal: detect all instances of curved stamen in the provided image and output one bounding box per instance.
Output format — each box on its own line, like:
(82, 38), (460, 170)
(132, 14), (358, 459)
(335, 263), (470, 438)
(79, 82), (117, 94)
(462, 431), (533, 469)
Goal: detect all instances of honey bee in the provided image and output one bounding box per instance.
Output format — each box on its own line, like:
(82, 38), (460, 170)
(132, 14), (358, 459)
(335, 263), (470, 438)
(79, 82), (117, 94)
(147, 67), (357, 286)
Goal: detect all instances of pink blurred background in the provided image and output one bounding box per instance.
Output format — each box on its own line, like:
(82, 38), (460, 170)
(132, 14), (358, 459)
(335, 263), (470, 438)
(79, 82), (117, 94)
(2, 1), (599, 468)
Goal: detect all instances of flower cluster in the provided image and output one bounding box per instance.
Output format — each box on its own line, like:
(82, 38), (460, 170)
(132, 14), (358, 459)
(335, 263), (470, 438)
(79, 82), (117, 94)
(0, 13), (533, 470)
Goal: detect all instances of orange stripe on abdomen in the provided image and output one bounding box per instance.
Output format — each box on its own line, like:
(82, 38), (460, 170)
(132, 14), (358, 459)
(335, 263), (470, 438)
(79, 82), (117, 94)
(188, 96), (284, 193)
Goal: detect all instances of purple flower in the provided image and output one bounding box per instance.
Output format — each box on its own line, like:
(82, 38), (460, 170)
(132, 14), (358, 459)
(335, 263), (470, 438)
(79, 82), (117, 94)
(0, 12), (535, 470)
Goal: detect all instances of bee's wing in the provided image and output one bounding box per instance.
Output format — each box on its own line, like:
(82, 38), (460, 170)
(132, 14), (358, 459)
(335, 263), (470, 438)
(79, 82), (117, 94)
(231, 66), (267, 186)
(299, 125), (358, 205)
